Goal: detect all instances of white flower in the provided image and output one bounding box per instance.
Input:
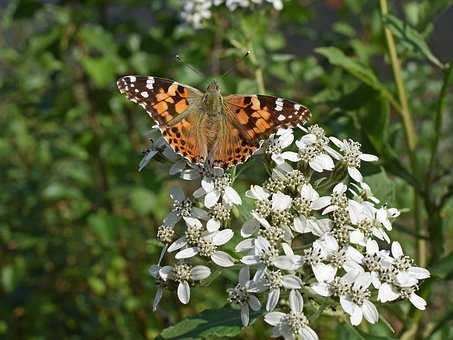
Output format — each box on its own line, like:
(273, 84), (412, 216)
(340, 272), (379, 326)
(241, 236), (303, 271)
(265, 128), (299, 165)
(389, 241), (430, 287)
(227, 267), (261, 326)
(253, 268), (302, 311)
(329, 137), (378, 182)
(349, 203), (392, 245)
(296, 125), (335, 172)
(264, 290), (318, 340)
(170, 219), (235, 267)
(159, 263), (211, 304)
(194, 173), (241, 208)
(163, 187), (208, 226)
(292, 184), (327, 235)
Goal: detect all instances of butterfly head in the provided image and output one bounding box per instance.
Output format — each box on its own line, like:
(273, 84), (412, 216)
(204, 80), (223, 116)
(206, 79), (220, 93)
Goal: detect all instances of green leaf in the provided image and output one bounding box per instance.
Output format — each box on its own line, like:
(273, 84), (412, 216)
(429, 252), (453, 280)
(315, 47), (398, 108)
(382, 14), (444, 69)
(158, 307), (259, 339)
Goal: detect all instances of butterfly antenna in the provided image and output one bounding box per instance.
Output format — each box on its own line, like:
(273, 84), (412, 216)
(176, 54), (204, 77)
(220, 50), (251, 78)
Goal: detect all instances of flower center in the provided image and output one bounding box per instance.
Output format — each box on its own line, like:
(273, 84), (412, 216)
(340, 139), (362, 168)
(173, 263), (192, 283)
(228, 283), (249, 305)
(198, 238), (216, 257)
(185, 225), (203, 245)
(254, 199), (272, 218)
(173, 199), (193, 217)
(260, 247), (279, 267)
(266, 270), (283, 289)
(292, 197), (312, 216)
(213, 174), (232, 194)
(394, 255), (413, 272)
(330, 277), (351, 297)
(350, 288), (371, 306)
(284, 311), (309, 334)
(157, 225), (175, 244)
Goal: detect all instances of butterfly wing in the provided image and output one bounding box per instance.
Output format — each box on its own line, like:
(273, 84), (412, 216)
(224, 94), (311, 141)
(210, 94), (310, 168)
(117, 76), (207, 164)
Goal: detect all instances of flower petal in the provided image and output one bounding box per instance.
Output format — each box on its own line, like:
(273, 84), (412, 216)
(207, 218), (221, 232)
(211, 251), (235, 267)
(240, 304), (250, 326)
(177, 281), (190, 304)
(190, 265), (211, 281)
(239, 266), (250, 284)
(168, 237), (188, 252)
(348, 166), (363, 182)
(266, 288), (280, 311)
(212, 229), (234, 246)
(248, 295), (261, 311)
(282, 275), (302, 289)
(205, 190), (221, 208)
(224, 186), (242, 206)
(362, 300), (378, 324)
(410, 292), (427, 310)
(264, 311), (285, 326)
(289, 289), (304, 313)
(175, 246), (199, 259)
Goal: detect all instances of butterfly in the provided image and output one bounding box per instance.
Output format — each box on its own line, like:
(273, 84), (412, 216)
(117, 76), (310, 169)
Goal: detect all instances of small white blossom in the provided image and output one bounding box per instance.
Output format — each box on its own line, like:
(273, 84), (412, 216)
(264, 290), (318, 340)
(228, 267), (262, 326)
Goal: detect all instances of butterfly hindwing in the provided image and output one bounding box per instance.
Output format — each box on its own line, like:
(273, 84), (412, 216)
(117, 76), (203, 127)
(224, 94), (311, 141)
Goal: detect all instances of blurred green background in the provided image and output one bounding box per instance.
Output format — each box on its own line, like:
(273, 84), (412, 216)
(1, 0), (452, 339)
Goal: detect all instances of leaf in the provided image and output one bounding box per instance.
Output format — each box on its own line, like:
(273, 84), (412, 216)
(315, 47), (398, 108)
(382, 14), (444, 69)
(158, 307), (259, 339)
(429, 252), (453, 280)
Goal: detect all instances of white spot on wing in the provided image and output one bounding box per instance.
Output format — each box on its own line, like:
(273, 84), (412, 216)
(141, 91), (149, 98)
(277, 114), (285, 121)
(129, 76), (136, 82)
(275, 98), (284, 111)
(146, 77), (155, 89)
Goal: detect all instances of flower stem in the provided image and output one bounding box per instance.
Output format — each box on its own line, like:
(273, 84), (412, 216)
(379, 0), (424, 266)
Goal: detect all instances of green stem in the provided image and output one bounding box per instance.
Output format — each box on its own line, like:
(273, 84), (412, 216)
(379, 0), (424, 266)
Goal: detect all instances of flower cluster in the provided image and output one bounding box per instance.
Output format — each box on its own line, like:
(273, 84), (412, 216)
(181, 0), (284, 28)
(145, 122), (430, 339)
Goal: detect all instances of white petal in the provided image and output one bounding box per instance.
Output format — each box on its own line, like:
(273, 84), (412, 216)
(241, 219), (259, 237)
(169, 159), (186, 175)
(170, 187), (185, 202)
(316, 153), (335, 170)
(300, 326), (319, 340)
(248, 295), (261, 311)
(311, 282), (331, 297)
(183, 216), (203, 229)
(190, 265), (211, 281)
(201, 177), (214, 192)
(153, 287), (163, 311)
(266, 288), (280, 311)
(353, 272), (372, 290)
(224, 186), (242, 205)
(340, 297), (354, 314)
(192, 207), (209, 220)
(362, 300), (379, 324)
(175, 246), (199, 259)
(281, 242), (294, 256)
(212, 229), (234, 246)
(309, 158), (324, 172)
(395, 272), (418, 287)
(330, 136), (345, 148)
(360, 153), (379, 162)
(293, 216), (308, 233)
(282, 151), (300, 162)
(211, 251), (235, 267)
(378, 283), (399, 302)
(282, 275), (302, 289)
(350, 306), (363, 326)
(391, 241), (404, 259)
(241, 255), (259, 265)
(239, 266), (250, 284)
(366, 239), (379, 255)
(350, 230), (366, 246)
(256, 236), (271, 252)
(348, 166), (363, 182)
(159, 266), (173, 281)
(273, 255), (303, 271)
(312, 263), (336, 283)
(246, 185), (270, 200)
(264, 311), (285, 326)
(410, 292), (427, 310)
(272, 192), (292, 211)
(148, 265), (160, 278)
(163, 211), (180, 226)
(289, 289), (304, 313)
(311, 196), (331, 210)
(177, 281), (190, 304)
(235, 238), (254, 252)
(167, 237), (188, 252)
(205, 190), (221, 208)
(207, 218), (221, 232)
(240, 304), (250, 326)
(408, 266), (430, 279)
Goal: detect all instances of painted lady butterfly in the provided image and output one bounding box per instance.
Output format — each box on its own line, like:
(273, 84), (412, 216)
(117, 76), (310, 168)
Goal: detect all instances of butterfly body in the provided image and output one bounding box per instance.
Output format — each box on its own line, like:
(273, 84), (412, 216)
(117, 76), (310, 168)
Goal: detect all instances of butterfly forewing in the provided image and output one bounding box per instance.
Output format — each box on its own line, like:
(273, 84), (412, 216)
(224, 94), (310, 141)
(117, 76), (206, 164)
